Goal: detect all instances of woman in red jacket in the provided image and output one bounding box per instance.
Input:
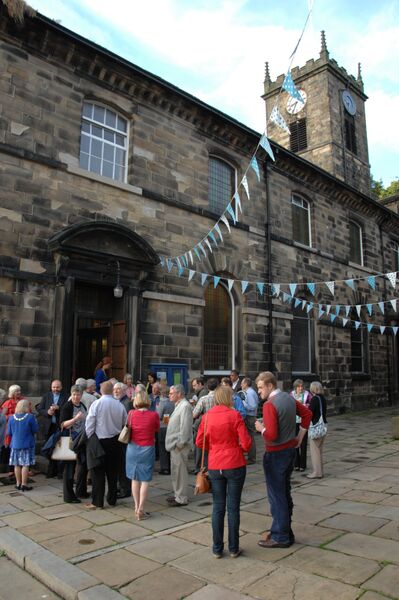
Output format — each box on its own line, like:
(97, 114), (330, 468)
(196, 385), (251, 559)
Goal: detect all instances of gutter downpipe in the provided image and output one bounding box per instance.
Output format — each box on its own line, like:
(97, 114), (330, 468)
(264, 159), (275, 372)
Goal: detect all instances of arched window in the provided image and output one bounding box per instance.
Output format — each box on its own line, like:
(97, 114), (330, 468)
(208, 157), (235, 215)
(349, 220), (363, 265)
(79, 102), (128, 182)
(291, 302), (313, 374)
(292, 194), (311, 247)
(204, 282), (235, 372)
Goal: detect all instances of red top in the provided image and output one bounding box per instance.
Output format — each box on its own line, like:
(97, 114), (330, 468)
(3, 398), (20, 446)
(262, 399), (312, 452)
(195, 405), (252, 470)
(127, 409), (160, 446)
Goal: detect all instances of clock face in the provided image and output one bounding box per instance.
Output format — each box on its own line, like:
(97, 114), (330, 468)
(342, 90), (356, 116)
(286, 89), (307, 115)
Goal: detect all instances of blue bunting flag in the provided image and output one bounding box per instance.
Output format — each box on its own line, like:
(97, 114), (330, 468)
(282, 70), (304, 104)
(213, 276), (220, 288)
(307, 282), (315, 295)
(250, 156), (260, 181)
(367, 275), (376, 290)
(201, 273), (207, 286)
(241, 280), (249, 294)
(289, 283), (297, 296)
(256, 282), (264, 296)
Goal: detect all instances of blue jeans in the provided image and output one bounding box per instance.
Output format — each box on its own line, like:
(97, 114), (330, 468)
(208, 466), (246, 554)
(263, 448), (295, 544)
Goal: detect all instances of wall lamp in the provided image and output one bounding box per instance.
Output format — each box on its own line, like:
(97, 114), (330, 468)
(113, 260), (123, 298)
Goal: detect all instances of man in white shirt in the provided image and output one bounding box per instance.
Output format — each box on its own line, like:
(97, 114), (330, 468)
(230, 369), (241, 392)
(85, 380), (126, 509)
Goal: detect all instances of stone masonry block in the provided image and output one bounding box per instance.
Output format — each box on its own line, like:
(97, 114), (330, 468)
(0, 525), (42, 568)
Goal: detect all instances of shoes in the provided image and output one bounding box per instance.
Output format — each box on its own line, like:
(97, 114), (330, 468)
(167, 499), (188, 507)
(84, 503), (102, 510)
(230, 549), (242, 558)
(21, 485), (33, 492)
(15, 484), (21, 491)
(294, 467), (300, 471)
(167, 496), (176, 503)
(258, 538), (290, 549)
(306, 474), (322, 479)
(213, 552), (223, 559)
(299, 467), (306, 472)
(65, 498), (81, 504)
(116, 491), (131, 499)
(158, 470), (171, 475)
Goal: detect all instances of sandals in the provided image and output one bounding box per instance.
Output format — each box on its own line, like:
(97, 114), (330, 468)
(136, 509), (150, 521)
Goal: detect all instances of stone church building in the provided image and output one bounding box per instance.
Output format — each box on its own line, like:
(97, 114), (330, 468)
(1, 1), (399, 409)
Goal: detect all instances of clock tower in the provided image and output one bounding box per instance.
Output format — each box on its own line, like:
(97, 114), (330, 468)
(263, 32), (370, 195)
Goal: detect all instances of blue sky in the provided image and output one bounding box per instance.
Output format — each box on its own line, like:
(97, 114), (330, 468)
(31, 0), (399, 186)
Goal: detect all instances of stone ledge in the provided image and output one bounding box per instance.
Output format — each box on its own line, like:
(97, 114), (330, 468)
(142, 290), (205, 307)
(0, 525), (42, 567)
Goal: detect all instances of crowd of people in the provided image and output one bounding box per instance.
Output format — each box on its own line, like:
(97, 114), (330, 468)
(0, 363), (328, 557)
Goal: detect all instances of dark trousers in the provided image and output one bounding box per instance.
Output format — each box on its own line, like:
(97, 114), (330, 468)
(158, 427), (171, 472)
(263, 448), (295, 544)
(294, 424), (308, 470)
(91, 436), (121, 508)
(63, 455), (87, 502)
(245, 416), (256, 462)
(117, 444), (131, 495)
(208, 466), (246, 554)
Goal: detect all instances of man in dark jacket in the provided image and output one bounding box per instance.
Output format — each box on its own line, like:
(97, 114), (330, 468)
(37, 380), (68, 477)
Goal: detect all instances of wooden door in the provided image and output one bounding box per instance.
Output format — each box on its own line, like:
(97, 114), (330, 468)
(110, 320), (127, 382)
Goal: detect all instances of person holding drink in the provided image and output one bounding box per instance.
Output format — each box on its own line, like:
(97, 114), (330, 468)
(156, 387), (174, 474)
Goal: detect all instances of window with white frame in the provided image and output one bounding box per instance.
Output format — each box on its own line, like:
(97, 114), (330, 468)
(79, 102), (128, 182)
(351, 323), (368, 373)
(204, 282), (235, 372)
(208, 157), (235, 215)
(292, 194), (311, 246)
(291, 303), (313, 374)
(349, 220), (363, 265)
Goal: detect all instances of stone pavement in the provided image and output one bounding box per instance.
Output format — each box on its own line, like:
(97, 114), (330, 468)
(1, 407), (399, 600)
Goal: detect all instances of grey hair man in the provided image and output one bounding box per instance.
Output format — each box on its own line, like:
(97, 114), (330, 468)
(165, 384), (193, 507)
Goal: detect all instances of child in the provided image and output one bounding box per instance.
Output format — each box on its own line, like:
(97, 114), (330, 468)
(7, 399), (38, 491)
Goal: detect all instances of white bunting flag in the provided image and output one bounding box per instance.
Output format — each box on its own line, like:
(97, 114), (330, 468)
(289, 283), (297, 296)
(188, 269), (195, 282)
(391, 299), (397, 311)
(241, 281), (249, 294)
(201, 273), (207, 286)
(325, 281), (335, 295)
(259, 133), (275, 161)
(270, 106), (290, 134)
(220, 214), (231, 233)
(272, 283), (280, 296)
(342, 318), (349, 327)
(380, 326), (386, 335)
(234, 191), (242, 214)
(242, 175), (250, 200)
(214, 223), (223, 242)
(356, 305), (362, 318)
(387, 272), (397, 288)
(378, 302), (385, 315)
(228, 279), (234, 292)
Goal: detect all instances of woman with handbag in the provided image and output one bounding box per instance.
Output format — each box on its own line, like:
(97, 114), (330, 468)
(125, 390), (160, 520)
(306, 381), (328, 479)
(195, 385), (251, 559)
(60, 385), (88, 503)
(290, 379), (312, 472)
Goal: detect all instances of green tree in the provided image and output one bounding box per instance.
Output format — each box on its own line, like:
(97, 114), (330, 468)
(370, 176), (399, 200)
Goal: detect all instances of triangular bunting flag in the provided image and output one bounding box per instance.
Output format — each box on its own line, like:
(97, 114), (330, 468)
(241, 281), (249, 294)
(342, 318), (349, 327)
(256, 282), (264, 296)
(380, 325), (386, 335)
(188, 269), (195, 282)
(307, 282), (315, 295)
(289, 283), (297, 296)
(302, 300), (307, 310)
(330, 313), (337, 323)
(282, 70), (304, 104)
(325, 281), (335, 295)
(294, 298), (301, 308)
(220, 214), (231, 233)
(204, 238), (213, 253)
(198, 242), (207, 257)
(318, 307), (325, 319)
(356, 305), (362, 318)
(367, 324), (373, 333)
(250, 156), (260, 181)
(228, 279), (234, 292)
(367, 275), (376, 290)
(201, 273), (207, 286)
(226, 203), (237, 224)
(392, 326), (398, 336)
(167, 258), (173, 272)
(194, 247), (201, 261)
(159, 256), (165, 267)
(271, 283), (280, 296)
(378, 302), (385, 315)
(214, 223), (223, 242)
(306, 302), (313, 313)
(335, 305), (341, 316)
(366, 304), (373, 316)
(234, 191), (242, 214)
(213, 275), (220, 288)
(270, 106), (290, 134)
(176, 257), (182, 269)
(325, 305), (331, 315)
(177, 266), (184, 277)
(242, 175), (250, 200)
(345, 306), (351, 317)
(283, 292), (290, 303)
(355, 321), (361, 330)
(386, 272), (397, 288)
(259, 133), (275, 161)
(391, 299), (397, 311)
(209, 230), (218, 246)
(181, 255), (187, 268)
(345, 279), (356, 291)
(189, 250), (194, 265)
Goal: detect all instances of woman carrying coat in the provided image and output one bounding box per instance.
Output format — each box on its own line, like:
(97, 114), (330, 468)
(196, 385), (251, 559)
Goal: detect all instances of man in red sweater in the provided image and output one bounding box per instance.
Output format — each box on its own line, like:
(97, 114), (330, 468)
(255, 371), (312, 548)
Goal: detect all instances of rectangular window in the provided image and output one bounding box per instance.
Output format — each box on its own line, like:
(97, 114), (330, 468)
(351, 327), (367, 373)
(345, 115), (357, 154)
(290, 119), (307, 152)
(292, 310), (312, 373)
(349, 221), (363, 265)
(292, 194), (311, 246)
(208, 157), (235, 215)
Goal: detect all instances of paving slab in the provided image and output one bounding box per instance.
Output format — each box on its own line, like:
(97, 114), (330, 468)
(79, 548), (159, 587)
(126, 511), (184, 532)
(371, 520), (399, 541)
(319, 513), (389, 534)
(184, 583), (253, 600)
(245, 565), (360, 600)
(5, 494), (41, 511)
(172, 522), (213, 546)
(290, 521), (343, 546)
(0, 556), (61, 600)
(94, 521), (145, 542)
(41, 529), (115, 560)
(33, 503), (83, 520)
(338, 489), (391, 504)
(120, 564), (205, 600)
(29, 494), (66, 507)
(361, 564), (399, 598)
(78, 584), (125, 600)
(326, 531), (399, 563)
(368, 505), (399, 520)
(1, 510), (48, 529)
(289, 503), (338, 525)
(326, 499), (377, 516)
(19, 516), (93, 542)
(298, 483), (352, 498)
(77, 509), (124, 526)
(291, 491), (337, 508)
(169, 546), (276, 591)
(359, 592), (395, 600)
(126, 533), (199, 563)
(279, 545), (380, 586)
(0, 503), (20, 517)
(379, 494), (399, 507)
(237, 532), (301, 562)
(160, 506), (207, 522)
(25, 548), (98, 600)
(237, 510), (271, 534)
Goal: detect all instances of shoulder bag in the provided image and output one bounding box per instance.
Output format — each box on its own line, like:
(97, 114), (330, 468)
(51, 433), (77, 461)
(118, 412), (131, 444)
(308, 396), (327, 440)
(194, 414), (211, 495)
